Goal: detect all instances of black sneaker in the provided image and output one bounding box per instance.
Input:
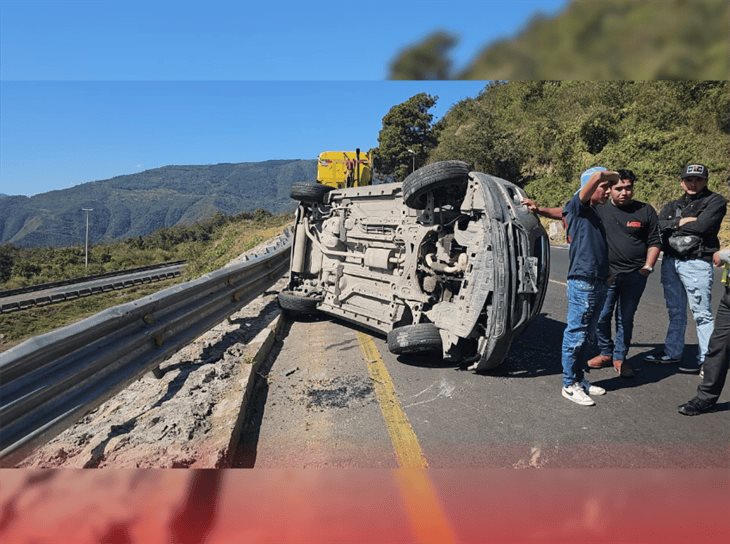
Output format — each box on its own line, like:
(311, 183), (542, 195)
(678, 398), (714, 416)
(678, 362), (701, 373)
(644, 351), (680, 364)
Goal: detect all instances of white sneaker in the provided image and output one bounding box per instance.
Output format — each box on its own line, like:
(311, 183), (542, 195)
(580, 378), (606, 396)
(562, 382), (595, 406)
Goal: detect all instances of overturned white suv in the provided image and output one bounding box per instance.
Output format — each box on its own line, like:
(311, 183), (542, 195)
(278, 161), (549, 371)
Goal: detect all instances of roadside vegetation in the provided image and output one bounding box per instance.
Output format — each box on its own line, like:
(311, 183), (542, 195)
(0, 210), (291, 350)
(371, 81), (730, 245)
(0, 209), (288, 289)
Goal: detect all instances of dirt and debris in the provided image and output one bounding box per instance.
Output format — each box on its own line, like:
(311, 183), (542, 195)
(305, 376), (374, 410)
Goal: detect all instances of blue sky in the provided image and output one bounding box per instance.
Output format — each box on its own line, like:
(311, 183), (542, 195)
(0, 0), (568, 80)
(0, 81), (487, 195)
(0, 0), (568, 196)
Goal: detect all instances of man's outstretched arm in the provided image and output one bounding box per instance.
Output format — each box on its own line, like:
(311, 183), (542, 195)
(521, 198), (563, 220)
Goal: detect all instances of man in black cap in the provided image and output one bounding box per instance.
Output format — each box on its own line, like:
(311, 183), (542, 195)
(645, 163), (727, 372)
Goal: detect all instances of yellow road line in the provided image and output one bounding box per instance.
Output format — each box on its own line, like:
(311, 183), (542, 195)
(356, 332), (456, 544)
(356, 332), (427, 469)
(393, 470), (456, 544)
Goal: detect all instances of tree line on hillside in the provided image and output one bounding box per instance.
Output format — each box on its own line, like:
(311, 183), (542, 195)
(389, 0), (728, 80)
(370, 82), (730, 214)
(0, 209), (277, 289)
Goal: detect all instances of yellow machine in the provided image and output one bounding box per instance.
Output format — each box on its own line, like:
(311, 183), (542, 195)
(316, 149), (373, 189)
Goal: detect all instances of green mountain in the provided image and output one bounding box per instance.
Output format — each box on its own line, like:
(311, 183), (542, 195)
(0, 160), (316, 247)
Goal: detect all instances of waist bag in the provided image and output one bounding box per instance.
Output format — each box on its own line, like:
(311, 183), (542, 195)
(668, 234), (702, 257)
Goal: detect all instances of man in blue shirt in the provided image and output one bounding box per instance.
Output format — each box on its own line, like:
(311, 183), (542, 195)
(523, 167), (621, 404)
(560, 167), (620, 405)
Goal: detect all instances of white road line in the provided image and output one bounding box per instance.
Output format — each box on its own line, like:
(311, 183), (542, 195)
(549, 279), (567, 286)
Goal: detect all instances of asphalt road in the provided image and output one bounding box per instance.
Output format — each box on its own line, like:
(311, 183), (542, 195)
(236, 248), (729, 469)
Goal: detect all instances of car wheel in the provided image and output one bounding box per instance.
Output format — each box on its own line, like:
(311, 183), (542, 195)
(402, 160), (470, 209)
(290, 182), (333, 203)
(387, 323), (442, 354)
(277, 290), (321, 316)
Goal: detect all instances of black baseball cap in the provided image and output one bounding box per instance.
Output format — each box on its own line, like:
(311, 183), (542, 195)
(681, 163), (709, 179)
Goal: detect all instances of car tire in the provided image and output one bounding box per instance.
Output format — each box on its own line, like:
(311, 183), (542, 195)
(387, 323), (442, 354)
(277, 290), (321, 315)
(402, 160), (470, 209)
(290, 182), (332, 203)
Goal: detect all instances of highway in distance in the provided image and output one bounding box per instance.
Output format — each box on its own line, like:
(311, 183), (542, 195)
(0, 262), (185, 313)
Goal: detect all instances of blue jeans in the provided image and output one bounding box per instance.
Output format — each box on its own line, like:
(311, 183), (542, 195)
(661, 256), (715, 363)
(562, 277), (608, 387)
(596, 270), (648, 361)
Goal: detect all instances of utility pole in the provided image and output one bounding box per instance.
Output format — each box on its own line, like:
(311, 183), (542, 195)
(82, 208), (93, 270)
(407, 148), (416, 173)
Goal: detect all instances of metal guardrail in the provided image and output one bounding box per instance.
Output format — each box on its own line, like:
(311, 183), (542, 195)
(0, 262), (187, 314)
(0, 231), (291, 466)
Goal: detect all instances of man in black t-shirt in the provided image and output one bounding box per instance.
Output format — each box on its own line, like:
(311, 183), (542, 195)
(587, 170), (661, 377)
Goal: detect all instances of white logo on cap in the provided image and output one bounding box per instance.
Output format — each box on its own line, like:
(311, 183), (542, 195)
(686, 164), (705, 175)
